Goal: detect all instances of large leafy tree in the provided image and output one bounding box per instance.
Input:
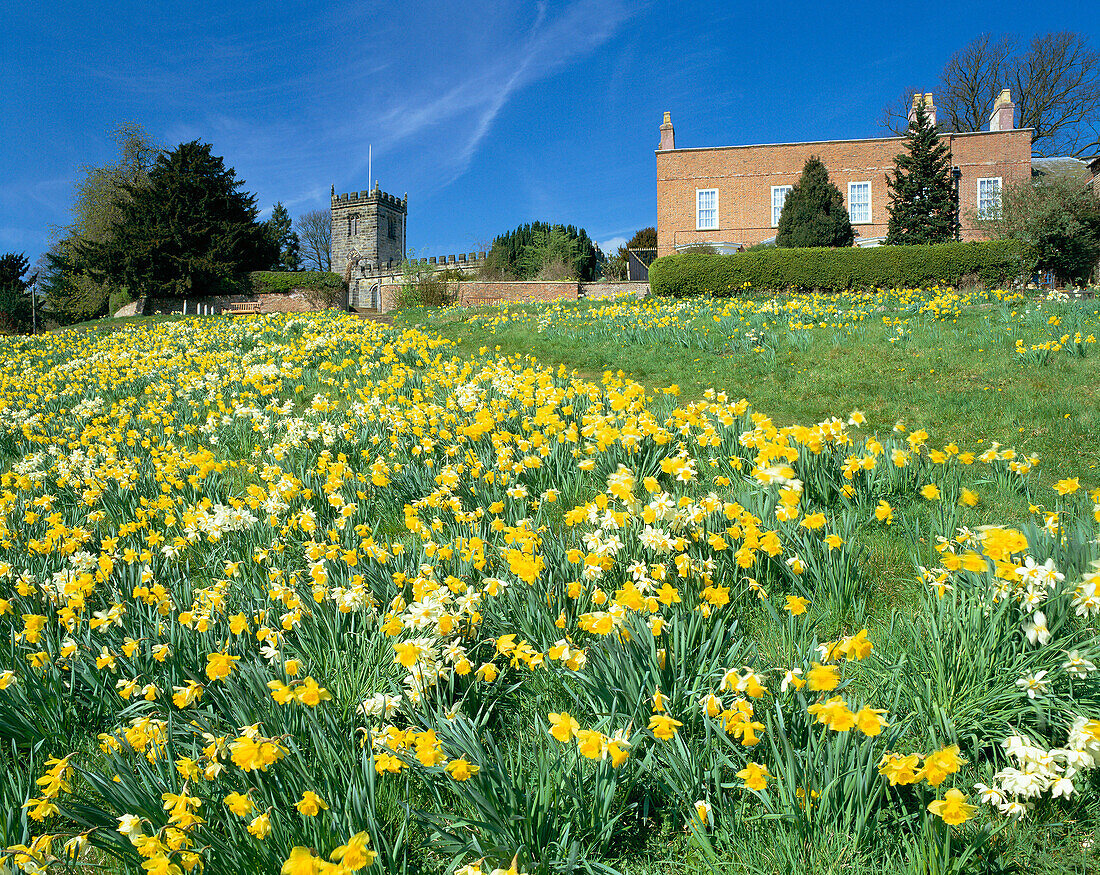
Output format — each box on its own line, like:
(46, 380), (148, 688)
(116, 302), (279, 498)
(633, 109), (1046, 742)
(886, 99), (959, 244)
(266, 202), (301, 271)
(81, 141), (276, 298)
(49, 124), (161, 319)
(776, 157), (854, 248)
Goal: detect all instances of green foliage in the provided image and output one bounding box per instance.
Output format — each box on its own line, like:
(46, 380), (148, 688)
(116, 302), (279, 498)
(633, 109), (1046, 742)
(484, 223), (599, 281)
(649, 241), (1024, 297)
(604, 228), (657, 280)
(266, 203), (302, 272)
(249, 271), (343, 294)
(981, 175), (1100, 285)
(0, 252), (33, 334)
(887, 99), (959, 245)
(79, 141), (277, 298)
(49, 124), (162, 321)
(397, 262), (461, 309)
(776, 157), (855, 248)
(108, 288), (134, 315)
(37, 242), (97, 325)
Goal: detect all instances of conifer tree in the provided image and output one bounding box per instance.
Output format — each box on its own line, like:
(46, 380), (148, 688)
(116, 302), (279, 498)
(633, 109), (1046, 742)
(886, 99), (959, 244)
(776, 157), (854, 248)
(80, 141), (276, 298)
(266, 203), (301, 271)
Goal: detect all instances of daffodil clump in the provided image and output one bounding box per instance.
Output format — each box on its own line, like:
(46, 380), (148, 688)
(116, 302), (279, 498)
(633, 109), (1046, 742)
(0, 311), (1097, 875)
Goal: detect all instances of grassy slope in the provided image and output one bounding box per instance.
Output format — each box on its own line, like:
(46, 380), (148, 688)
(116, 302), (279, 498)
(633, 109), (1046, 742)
(396, 297), (1100, 490)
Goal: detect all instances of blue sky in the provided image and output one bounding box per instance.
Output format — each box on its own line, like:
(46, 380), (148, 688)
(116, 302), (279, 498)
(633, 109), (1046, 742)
(1, 0), (1092, 269)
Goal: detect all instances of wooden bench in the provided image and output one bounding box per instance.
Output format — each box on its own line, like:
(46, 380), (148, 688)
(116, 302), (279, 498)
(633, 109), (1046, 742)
(227, 302), (262, 315)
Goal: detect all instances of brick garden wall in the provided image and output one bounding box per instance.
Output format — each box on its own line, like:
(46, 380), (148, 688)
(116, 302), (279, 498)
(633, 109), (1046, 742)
(376, 281), (649, 312)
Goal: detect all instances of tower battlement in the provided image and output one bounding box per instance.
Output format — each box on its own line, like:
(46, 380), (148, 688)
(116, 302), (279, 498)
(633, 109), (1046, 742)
(330, 184), (407, 277)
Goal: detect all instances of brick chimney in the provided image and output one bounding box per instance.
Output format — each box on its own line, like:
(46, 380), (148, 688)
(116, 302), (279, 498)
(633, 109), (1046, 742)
(658, 112), (675, 151)
(988, 88), (1015, 131)
(908, 93), (936, 127)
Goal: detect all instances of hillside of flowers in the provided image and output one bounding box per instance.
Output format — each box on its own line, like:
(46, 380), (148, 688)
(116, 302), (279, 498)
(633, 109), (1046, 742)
(0, 309), (1098, 875)
(445, 286), (1099, 363)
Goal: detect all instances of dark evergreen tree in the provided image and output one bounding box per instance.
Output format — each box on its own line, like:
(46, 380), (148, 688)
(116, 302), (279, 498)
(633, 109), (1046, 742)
(266, 202), (301, 271)
(776, 157), (855, 248)
(0, 252), (34, 333)
(483, 222), (600, 280)
(80, 141), (276, 298)
(886, 98), (959, 244)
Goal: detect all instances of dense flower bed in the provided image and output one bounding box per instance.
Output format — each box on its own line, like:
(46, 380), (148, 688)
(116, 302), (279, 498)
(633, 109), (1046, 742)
(0, 311), (1096, 875)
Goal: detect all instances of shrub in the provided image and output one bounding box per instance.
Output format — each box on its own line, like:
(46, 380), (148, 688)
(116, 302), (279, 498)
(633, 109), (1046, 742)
(249, 271), (343, 295)
(649, 240), (1024, 297)
(107, 289), (134, 315)
(776, 156), (855, 248)
(979, 175), (1100, 285)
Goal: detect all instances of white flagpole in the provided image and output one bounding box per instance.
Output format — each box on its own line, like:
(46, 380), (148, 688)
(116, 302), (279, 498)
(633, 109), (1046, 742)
(369, 145), (372, 190)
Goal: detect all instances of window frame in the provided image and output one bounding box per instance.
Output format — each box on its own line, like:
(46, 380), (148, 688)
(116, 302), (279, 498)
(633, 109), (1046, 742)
(771, 185), (792, 227)
(977, 177), (1003, 219)
(696, 188), (719, 231)
(848, 181), (872, 225)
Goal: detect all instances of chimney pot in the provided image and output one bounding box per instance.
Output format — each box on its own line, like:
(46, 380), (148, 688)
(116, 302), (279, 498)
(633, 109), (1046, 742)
(989, 89), (1015, 131)
(908, 93), (936, 128)
(659, 111), (675, 151)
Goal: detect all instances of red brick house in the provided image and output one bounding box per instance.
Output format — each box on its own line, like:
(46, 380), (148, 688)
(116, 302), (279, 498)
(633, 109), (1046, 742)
(655, 91), (1033, 256)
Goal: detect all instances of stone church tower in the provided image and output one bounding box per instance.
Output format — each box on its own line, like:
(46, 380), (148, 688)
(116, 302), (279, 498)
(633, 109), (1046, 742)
(330, 183), (407, 276)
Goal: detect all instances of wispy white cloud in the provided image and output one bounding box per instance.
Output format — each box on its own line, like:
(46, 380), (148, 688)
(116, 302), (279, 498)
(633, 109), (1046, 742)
(349, 0), (644, 184)
(598, 235), (627, 255)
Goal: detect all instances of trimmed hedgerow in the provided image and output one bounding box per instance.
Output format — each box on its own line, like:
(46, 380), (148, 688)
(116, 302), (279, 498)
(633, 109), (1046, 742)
(648, 240), (1024, 297)
(248, 271), (344, 294)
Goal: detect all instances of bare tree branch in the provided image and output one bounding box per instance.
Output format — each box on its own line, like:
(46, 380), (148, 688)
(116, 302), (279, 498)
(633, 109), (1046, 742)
(295, 209), (332, 272)
(882, 32), (1100, 157)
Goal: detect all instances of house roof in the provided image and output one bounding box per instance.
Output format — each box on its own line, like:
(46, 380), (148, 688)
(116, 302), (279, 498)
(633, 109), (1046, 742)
(1032, 156), (1093, 183)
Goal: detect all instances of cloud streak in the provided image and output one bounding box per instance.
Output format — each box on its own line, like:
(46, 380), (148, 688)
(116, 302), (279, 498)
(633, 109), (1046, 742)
(350, 0), (643, 185)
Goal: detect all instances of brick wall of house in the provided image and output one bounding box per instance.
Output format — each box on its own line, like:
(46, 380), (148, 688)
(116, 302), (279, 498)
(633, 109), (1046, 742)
(655, 129), (1032, 255)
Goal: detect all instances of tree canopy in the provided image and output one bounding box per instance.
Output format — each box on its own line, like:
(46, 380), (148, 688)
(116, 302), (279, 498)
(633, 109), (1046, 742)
(483, 223), (599, 280)
(776, 157), (855, 248)
(46, 124), (161, 320)
(0, 252), (34, 334)
(886, 99), (959, 245)
(981, 175), (1100, 285)
(266, 203), (301, 271)
(80, 141), (275, 298)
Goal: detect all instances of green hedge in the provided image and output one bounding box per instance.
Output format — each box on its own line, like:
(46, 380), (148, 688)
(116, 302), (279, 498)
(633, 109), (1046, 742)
(648, 240), (1024, 297)
(249, 271), (344, 294)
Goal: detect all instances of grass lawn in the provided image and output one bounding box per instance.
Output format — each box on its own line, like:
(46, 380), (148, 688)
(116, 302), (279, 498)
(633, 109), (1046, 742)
(396, 289), (1100, 491)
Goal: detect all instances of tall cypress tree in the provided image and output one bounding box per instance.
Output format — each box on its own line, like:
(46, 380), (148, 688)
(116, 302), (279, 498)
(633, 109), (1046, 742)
(266, 203), (301, 271)
(886, 99), (959, 244)
(776, 157), (855, 248)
